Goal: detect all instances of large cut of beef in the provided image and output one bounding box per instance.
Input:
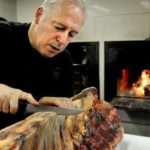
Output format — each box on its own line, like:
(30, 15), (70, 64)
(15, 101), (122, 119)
(0, 87), (124, 150)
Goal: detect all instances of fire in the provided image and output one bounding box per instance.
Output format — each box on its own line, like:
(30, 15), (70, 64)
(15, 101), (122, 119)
(118, 69), (130, 93)
(131, 70), (150, 97)
(117, 69), (130, 96)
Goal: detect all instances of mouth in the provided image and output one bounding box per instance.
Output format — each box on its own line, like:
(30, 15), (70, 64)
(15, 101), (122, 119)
(49, 44), (60, 52)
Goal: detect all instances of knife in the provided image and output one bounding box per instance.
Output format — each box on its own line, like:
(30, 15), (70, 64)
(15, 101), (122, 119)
(22, 103), (84, 115)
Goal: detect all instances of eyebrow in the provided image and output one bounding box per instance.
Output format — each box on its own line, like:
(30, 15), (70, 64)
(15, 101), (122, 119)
(54, 22), (79, 34)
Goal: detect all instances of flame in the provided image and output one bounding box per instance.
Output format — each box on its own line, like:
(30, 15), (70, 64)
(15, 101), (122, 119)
(131, 70), (150, 96)
(118, 69), (130, 95)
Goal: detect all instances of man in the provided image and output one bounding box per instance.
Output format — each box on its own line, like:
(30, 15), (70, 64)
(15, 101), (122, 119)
(0, 0), (85, 128)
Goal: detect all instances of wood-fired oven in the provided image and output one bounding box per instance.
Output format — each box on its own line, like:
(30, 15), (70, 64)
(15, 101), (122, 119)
(105, 40), (150, 136)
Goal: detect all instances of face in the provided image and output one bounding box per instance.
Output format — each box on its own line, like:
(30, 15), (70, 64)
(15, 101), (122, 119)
(30, 5), (84, 58)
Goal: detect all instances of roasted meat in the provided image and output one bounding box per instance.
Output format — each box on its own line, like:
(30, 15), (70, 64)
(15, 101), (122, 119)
(0, 87), (124, 150)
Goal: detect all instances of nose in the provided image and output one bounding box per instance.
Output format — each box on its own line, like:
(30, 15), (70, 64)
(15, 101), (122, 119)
(56, 32), (70, 46)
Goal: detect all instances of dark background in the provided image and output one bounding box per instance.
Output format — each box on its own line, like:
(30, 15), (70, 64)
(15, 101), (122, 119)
(67, 42), (99, 96)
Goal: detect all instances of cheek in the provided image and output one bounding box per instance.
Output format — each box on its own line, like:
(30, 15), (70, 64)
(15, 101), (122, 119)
(36, 24), (54, 41)
(65, 39), (72, 47)
(64, 42), (70, 48)
(37, 32), (54, 45)
(42, 31), (57, 42)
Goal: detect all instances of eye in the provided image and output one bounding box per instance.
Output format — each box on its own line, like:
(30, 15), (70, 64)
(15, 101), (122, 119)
(69, 32), (77, 38)
(55, 26), (65, 31)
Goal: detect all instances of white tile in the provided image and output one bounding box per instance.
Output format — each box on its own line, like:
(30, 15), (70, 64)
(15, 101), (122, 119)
(73, 16), (95, 41)
(86, 0), (150, 16)
(94, 13), (150, 41)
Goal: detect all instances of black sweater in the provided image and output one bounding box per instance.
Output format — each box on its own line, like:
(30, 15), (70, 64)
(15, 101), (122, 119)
(0, 18), (73, 128)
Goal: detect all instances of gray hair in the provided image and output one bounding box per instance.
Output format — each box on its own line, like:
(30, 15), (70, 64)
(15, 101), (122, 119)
(42, 0), (85, 15)
(42, 0), (58, 5)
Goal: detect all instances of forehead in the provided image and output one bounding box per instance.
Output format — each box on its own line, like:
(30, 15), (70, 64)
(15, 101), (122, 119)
(45, 3), (84, 30)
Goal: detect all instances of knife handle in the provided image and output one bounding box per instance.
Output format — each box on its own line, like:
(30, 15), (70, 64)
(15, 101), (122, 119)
(17, 100), (27, 114)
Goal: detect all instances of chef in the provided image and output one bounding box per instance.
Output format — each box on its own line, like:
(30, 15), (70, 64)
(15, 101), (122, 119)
(0, 0), (85, 128)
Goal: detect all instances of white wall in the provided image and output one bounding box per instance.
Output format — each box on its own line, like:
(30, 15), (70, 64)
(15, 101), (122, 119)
(16, 0), (150, 40)
(75, 0), (150, 41)
(0, 0), (17, 21)
(73, 0), (150, 99)
(16, 0), (43, 23)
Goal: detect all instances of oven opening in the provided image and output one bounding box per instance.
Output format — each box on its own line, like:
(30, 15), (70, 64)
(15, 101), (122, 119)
(111, 69), (150, 111)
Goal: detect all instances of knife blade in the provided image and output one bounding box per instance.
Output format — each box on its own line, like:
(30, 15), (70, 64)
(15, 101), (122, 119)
(24, 104), (84, 115)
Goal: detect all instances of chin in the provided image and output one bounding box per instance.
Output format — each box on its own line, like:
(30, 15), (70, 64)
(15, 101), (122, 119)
(39, 50), (55, 58)
(43, 53), (55, 58)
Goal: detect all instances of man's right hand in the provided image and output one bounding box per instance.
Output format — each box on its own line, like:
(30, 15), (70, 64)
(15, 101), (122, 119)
(0, 84), (39, 114)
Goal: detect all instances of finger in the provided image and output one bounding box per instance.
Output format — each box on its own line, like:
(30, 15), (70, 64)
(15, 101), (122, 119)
(0, 95), (8, 113)
(0, 99), (3, 112)
(9, 96), (19, 114)
(65, 99), (73, 108)
(39, 97), (59, 106)
(2, 99), (10, 113)
(39, 97), (73, 108)
(19, 92), (39, 105)
(60, 99), (73, 108)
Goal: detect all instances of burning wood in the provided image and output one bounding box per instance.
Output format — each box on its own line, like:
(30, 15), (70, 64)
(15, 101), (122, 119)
(0, 87), (124, 150)
(118, 69), (150, 97)
(144, 84), (150, 96)
(131, 70), (150, 97)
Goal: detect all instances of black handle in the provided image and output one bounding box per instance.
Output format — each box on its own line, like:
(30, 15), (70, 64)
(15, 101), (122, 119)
(17, 100), (28, 114)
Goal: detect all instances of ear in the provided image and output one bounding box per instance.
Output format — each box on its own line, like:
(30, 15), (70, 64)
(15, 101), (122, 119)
(35, 7), (44, 24)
